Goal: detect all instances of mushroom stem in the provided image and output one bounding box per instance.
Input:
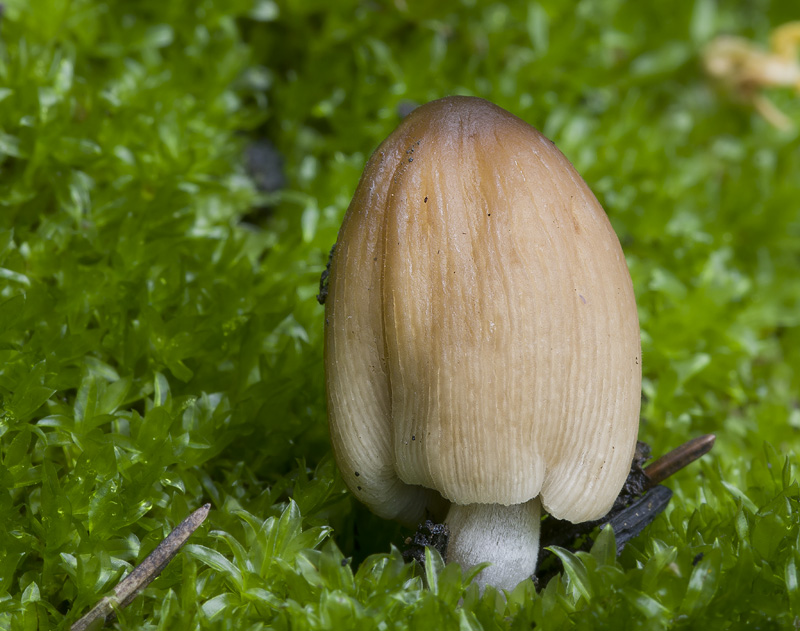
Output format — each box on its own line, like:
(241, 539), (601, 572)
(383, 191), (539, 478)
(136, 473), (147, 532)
(445, 497), (541, 592)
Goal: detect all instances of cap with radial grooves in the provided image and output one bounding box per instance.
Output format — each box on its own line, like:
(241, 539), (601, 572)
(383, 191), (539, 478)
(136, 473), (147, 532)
(325, 96), (641, 525)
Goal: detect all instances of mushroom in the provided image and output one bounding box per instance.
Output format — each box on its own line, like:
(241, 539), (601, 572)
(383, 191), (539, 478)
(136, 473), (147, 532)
(324, 96), (641, 591)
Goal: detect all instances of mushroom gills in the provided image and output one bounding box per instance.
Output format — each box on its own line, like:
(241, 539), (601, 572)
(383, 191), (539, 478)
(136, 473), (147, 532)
(445, 497), (541, 592)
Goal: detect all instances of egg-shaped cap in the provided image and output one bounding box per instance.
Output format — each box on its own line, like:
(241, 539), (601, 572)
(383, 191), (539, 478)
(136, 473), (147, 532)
(325, 96), (641, 525)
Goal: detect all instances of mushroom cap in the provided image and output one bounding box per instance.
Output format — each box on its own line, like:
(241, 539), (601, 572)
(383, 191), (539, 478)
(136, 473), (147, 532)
(325, 96), (641, 525)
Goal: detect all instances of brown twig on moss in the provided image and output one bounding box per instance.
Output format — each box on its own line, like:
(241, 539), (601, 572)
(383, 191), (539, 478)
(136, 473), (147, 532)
(643, 434), (716, 487)
(71, 504), (210, 631)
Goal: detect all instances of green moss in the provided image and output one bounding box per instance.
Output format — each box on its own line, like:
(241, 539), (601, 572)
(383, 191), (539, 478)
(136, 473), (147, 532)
(1, 0), (800, 628)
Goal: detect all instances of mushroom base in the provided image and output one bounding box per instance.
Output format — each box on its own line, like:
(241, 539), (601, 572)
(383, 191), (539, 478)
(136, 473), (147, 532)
(445, 497), (541, 592)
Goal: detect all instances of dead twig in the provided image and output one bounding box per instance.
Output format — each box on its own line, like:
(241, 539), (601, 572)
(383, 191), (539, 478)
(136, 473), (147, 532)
(644, 434), (716, 487)
(71, 503), (210, 631)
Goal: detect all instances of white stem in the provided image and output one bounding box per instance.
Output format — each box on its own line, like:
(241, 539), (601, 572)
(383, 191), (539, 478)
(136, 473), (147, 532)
(445, 497), (541, 592)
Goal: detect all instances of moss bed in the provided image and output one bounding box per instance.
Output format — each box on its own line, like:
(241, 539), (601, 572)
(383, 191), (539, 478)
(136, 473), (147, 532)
(1, 0), (800, 628)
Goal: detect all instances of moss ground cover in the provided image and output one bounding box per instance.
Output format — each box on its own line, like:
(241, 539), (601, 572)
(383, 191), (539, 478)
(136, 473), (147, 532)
(1, 0), (800, 628)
